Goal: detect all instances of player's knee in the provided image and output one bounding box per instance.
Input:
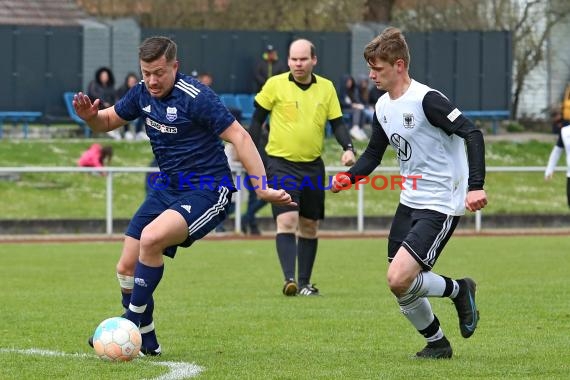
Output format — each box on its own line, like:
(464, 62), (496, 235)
(116, 261), (134, 276)
(386, 271), (410, 297)
(116, 247), (139, 274)
(299, 218), (318, 237)
(276, 213), (298, 233)
(139, 229), (165, 254)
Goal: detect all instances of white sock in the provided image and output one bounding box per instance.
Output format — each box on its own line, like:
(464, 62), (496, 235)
(398, 295), (444, 341)
(407, 271), (459, 298)
(399, 296), (434, 330)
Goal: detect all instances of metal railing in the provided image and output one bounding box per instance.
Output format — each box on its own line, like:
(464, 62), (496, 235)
(0, 165), (564, 234)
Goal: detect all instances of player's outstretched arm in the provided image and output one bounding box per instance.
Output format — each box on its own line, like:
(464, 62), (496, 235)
(220, 121), (296, 206)
(73, 92), (127, 133)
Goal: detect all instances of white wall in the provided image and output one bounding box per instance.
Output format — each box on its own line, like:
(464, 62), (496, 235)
(517, 0), (570, 119)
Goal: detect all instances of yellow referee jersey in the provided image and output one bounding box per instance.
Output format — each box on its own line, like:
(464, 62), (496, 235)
(255, 72), (343, 162)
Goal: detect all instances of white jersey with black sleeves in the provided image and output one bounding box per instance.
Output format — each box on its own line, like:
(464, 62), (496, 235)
(375, 80), (468, 215)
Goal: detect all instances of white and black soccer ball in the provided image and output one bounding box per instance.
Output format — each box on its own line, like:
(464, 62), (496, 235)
(92, 317), (142, 361)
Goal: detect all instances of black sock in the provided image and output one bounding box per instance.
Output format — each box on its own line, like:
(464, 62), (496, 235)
(418, 314), (445, 343)
(276, 233), (296, 280)
(298, 237), (318, 287)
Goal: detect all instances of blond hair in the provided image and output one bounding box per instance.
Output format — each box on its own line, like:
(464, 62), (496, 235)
(363, 27), (410, 68)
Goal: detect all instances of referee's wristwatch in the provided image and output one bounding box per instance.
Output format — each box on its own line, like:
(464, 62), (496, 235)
(344, 144), (356, 155)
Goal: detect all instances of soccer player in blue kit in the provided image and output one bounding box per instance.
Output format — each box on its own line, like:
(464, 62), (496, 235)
(73, 36), (294, 356)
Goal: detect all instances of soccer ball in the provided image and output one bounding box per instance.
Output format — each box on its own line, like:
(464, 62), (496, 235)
(92, 317), (142, 361)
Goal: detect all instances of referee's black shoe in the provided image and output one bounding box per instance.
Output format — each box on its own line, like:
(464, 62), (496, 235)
(415, 336), (453, 359)
(453, 278), (479, 338)
(282, 279), (297, 296)
(298, 283), (320, 296)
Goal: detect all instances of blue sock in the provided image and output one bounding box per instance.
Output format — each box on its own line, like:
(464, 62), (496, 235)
(123, 289), (159, 349)
(125, 261), (164, 327)
(140, 297), (159, 350)
(121, 291), (131, 313)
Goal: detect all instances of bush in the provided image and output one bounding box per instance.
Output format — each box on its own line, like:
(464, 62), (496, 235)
(505, 121), (525, 133)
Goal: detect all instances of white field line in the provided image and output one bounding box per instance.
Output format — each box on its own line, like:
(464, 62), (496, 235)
(0, 348), (203, 379)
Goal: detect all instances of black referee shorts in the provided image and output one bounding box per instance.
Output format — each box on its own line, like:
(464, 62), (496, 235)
(266, 155), (325, 220)
(388, 203), (460, 270)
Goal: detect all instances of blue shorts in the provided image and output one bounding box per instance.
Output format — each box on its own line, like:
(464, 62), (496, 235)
(125, 186), (233, 258)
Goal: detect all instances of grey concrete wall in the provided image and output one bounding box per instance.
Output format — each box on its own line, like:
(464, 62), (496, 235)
(80, 18), (141, 94)
(109, 18), (141, 87)
(350, 22), (386, 80)
(80, 19), (111, 92)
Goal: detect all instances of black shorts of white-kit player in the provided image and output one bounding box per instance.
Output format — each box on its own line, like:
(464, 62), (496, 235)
(388, 203), (460, 270)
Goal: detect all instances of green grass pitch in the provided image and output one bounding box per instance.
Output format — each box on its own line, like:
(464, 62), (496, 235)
(1, 236), (569, 379)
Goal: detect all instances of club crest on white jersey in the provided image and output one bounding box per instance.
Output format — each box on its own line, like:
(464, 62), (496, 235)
(403, 113), (415, 128)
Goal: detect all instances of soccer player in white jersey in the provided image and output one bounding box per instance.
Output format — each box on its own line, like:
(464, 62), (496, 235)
(332, 27), (488, 359)
(545, 120), (570, 207)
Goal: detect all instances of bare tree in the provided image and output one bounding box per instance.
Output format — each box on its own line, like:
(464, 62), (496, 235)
(362, 0), (396, 22)
(507, 1), (570, 117)
(77, 0), (369, 31)
(392, 0), (570, 118)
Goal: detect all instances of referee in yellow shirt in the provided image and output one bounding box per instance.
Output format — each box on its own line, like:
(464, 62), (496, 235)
(249, 38), (356, 296)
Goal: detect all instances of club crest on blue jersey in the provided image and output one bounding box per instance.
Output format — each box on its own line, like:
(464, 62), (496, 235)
(403, 113), (415, 129)
(166, 106), (178, 122)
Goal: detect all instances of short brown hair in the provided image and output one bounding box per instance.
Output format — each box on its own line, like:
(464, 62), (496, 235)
(363, 27), (410, 68)
(139, 36), (177, 63)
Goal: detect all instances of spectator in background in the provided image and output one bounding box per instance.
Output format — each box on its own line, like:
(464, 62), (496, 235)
(87, 67), (120, 140)
(198, 71), (243, 126)
(254, 44), (287, 92)
(240, 122), (269, 235)
(339, 74), (367, 141)
(197, 72), (213, 87)
(368, 82), (387, 106)
(357, 74), (374, 125)
(77, 143), (113, 176)
(248, 46), (287, 232)
(550, 105), (565, 134)
(357, 74), (387, 125)
(544, 111), (570, 207)
(116, 72), (147, 141)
